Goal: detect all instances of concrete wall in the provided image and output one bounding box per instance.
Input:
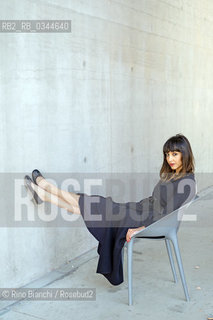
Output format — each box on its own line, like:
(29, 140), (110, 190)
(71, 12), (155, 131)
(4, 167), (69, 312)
(0, 0), (213, 287)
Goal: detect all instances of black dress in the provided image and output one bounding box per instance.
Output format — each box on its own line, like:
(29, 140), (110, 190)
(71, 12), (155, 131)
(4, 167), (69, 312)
(77, 173), (196, 286)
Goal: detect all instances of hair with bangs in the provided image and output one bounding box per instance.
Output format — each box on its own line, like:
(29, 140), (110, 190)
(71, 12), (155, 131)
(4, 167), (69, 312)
(160, 134), (195, 182)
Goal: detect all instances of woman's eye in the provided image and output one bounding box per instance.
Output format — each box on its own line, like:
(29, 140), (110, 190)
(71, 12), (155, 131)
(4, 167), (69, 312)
(166, 152), (177, 156)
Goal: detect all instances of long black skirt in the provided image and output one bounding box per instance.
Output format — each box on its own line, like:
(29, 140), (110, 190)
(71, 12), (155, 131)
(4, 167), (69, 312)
(77, 192), (154, 286)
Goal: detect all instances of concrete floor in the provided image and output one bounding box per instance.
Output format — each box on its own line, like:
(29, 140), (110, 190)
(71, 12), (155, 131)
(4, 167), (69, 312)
(0, 198), (213, 320)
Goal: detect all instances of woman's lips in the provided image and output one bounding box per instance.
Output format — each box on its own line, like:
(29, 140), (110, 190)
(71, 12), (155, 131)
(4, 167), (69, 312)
(169, 163), (175, 166)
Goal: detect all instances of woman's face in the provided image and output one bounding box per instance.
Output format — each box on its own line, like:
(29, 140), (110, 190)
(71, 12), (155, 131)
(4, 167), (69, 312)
(165, 150), (182, 173)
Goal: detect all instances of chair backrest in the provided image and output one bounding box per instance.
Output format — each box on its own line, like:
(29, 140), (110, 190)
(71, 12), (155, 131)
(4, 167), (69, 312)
(134, 194), (198, 239)
(175, 178), (198, 232)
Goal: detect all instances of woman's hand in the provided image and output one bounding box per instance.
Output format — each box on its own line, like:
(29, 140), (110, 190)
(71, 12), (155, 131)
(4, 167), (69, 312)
(126, 226), (146, 242)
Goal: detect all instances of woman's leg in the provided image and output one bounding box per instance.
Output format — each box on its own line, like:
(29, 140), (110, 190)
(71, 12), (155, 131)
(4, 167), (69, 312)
(30, 182), (81, 215)
(35, 176), (80, 207)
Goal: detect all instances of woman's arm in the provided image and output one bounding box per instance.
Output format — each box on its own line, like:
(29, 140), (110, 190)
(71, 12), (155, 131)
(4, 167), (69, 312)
(126, 225), (146, 242)
(161, 177), (197, 216)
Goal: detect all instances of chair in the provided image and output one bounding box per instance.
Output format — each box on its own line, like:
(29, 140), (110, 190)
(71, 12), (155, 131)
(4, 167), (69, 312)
(122, 194), (199, 305)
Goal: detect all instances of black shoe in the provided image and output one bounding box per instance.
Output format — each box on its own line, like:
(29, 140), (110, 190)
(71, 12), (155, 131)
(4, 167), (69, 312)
(24, 175), (43, 205)
(32, 169), (44, 185)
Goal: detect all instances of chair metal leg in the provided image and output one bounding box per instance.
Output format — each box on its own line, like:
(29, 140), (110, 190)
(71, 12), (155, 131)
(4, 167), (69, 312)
(127, 238), (134, 306)
(165, 238), (178, 283)
(170, 233), (190, 301)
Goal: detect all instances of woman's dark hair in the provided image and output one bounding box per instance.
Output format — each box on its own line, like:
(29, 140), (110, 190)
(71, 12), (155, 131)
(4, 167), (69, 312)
(160, 134), (195, 182)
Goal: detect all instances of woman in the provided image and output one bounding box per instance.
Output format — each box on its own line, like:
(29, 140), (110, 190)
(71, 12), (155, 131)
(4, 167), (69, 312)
(24, 133), (196, 286)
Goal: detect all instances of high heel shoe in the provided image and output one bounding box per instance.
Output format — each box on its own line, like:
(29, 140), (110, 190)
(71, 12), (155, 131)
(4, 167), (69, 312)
(32, 169), (44, 185)
(24, 175), (43, 205)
